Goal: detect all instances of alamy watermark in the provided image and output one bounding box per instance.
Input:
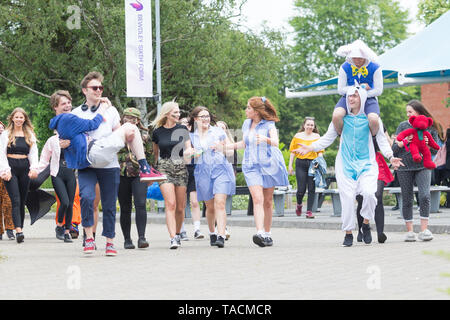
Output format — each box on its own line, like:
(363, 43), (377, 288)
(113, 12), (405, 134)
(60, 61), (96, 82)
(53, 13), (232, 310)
(66, 265), (81, 290)
(366, 265), (381, 290)
(66, 5), (81, 30)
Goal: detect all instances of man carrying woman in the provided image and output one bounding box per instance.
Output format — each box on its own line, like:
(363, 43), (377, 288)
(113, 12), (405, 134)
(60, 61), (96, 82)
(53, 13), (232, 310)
(53, 72), (165, 256)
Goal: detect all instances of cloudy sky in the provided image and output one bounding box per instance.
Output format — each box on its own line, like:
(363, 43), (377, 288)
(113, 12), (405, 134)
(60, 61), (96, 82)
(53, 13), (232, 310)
(238, 0), (424, 40)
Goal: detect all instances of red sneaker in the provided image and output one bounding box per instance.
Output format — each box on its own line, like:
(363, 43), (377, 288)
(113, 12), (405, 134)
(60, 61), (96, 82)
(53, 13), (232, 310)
(140, 168), (167, 183)
(306, 210), (315, 219)
(295, 204), (302, 216)
(105, 243), (117, 256)
(83, 238), (95, 254)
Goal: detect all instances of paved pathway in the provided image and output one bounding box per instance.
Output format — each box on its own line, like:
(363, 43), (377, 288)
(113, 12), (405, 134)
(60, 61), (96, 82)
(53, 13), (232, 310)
(0, 207), (449, 300)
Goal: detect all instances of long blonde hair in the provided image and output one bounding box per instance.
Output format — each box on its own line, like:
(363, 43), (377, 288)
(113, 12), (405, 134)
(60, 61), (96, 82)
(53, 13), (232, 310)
(150, 101), (179, 129)
(6, 108), (36, 147)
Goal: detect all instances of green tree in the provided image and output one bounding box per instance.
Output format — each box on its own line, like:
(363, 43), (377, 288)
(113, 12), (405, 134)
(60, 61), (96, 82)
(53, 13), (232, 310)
(289, 0), (409, 82)
(283, 0), (416, 168)
(0, 0), (288, 142)
(417, 0), (450, 25)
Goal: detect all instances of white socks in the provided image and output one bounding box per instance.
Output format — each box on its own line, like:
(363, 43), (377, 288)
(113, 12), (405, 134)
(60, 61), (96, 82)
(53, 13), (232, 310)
(257, 230), (271, 238)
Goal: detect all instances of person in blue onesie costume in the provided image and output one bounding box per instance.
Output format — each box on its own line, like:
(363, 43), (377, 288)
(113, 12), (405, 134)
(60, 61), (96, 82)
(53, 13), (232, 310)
(297, 86), (403, 247)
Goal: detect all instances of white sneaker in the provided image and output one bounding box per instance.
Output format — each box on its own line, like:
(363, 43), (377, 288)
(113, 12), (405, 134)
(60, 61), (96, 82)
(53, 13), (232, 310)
(194, 230), (204, 239)
(225, 227), (230, 240)
(404, 231), (417, 242)
(418, 229), (433, 241)
(169, 238), (180, 249)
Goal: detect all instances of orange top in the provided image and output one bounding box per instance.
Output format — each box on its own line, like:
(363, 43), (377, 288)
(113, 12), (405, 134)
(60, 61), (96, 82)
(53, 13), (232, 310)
(289, 136), (324, 160)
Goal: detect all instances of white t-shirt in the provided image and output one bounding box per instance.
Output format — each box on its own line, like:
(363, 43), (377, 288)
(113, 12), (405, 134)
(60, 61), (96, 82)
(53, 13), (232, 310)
(72, 105), (121, 168)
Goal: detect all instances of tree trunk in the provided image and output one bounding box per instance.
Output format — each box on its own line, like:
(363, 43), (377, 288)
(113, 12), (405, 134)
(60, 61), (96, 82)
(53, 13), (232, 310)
(134, 97), (148, 127)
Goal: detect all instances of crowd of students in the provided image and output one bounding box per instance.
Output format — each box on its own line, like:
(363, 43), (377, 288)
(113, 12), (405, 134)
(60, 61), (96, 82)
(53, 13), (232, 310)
(0, 39), (448, 253)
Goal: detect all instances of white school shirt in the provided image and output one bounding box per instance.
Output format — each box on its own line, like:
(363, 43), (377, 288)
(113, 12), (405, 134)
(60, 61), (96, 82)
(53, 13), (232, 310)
(36, 134), (61, 177)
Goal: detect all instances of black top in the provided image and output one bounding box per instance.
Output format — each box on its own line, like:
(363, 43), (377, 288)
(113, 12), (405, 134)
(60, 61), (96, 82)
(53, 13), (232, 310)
(7, 137), (30, 155)
(152, 124), (190, 159)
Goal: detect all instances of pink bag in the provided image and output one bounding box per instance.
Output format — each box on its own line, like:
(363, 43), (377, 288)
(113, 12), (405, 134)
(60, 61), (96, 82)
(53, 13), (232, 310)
(434, 143), (447, 167)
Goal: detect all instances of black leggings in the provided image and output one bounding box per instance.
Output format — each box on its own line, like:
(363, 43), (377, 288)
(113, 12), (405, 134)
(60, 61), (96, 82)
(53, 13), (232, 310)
(118, 174), (148, 239)
(52, 164), (76, 230)
(295, 158), (316, 211)
(4, 158), (30, 229)
(356, 180), (385, 234)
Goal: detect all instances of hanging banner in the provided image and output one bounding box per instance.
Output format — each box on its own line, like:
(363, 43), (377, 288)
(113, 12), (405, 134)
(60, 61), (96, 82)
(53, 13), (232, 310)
(125, 0), (153, 97)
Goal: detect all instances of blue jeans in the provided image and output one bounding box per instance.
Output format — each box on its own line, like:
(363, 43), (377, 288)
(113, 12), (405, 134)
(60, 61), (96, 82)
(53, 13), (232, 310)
(78, 167), (120, 239)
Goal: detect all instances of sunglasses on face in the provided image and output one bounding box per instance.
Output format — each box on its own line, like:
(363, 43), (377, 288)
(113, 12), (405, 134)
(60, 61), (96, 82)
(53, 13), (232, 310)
(87, 86), (104, 91)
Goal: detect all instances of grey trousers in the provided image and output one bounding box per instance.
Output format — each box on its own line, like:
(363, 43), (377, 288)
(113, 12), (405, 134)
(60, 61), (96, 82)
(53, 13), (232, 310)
(396, 169), (431, 221)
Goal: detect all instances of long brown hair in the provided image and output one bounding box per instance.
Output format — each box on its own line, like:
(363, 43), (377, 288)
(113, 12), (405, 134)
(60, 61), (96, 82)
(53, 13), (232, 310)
(187, 106), (217, 132)
(247, 96), (279, 122)
(298, 116), (319, 134)
(407, 100), (441, 135)
(6, 108), (36, 147)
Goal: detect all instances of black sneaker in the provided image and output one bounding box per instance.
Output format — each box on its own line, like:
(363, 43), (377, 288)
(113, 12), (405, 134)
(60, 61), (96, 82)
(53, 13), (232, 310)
(210, 234), (218, 246)
(342, 233), (353, 247)
(194, 230), (204, 239)
(361, 223), (372, 244)
(180, 231), (189, 241)
(252, 234), (266, 247)
(263, 237), (273, 247)
(55, 226), (65, 241)
(64, 233), (73, 243)
(357, 230), (363, 242)
(6, 230), (15, 240)
(138, 237), (149, 248)
(16, 232), (24, 243)
(124, 238), (135, 249)
(0, 234), (2, 240)
(377, 232), (387, 244)
(214, 235), (225, 248)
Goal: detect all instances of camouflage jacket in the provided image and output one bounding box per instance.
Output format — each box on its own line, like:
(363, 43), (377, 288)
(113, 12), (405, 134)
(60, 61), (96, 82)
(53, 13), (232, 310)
(118, 129), (154, 177)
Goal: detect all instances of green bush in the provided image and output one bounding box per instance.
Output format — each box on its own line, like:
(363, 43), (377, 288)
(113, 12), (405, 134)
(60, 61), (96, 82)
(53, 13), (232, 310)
(232, 195), (250, 210)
